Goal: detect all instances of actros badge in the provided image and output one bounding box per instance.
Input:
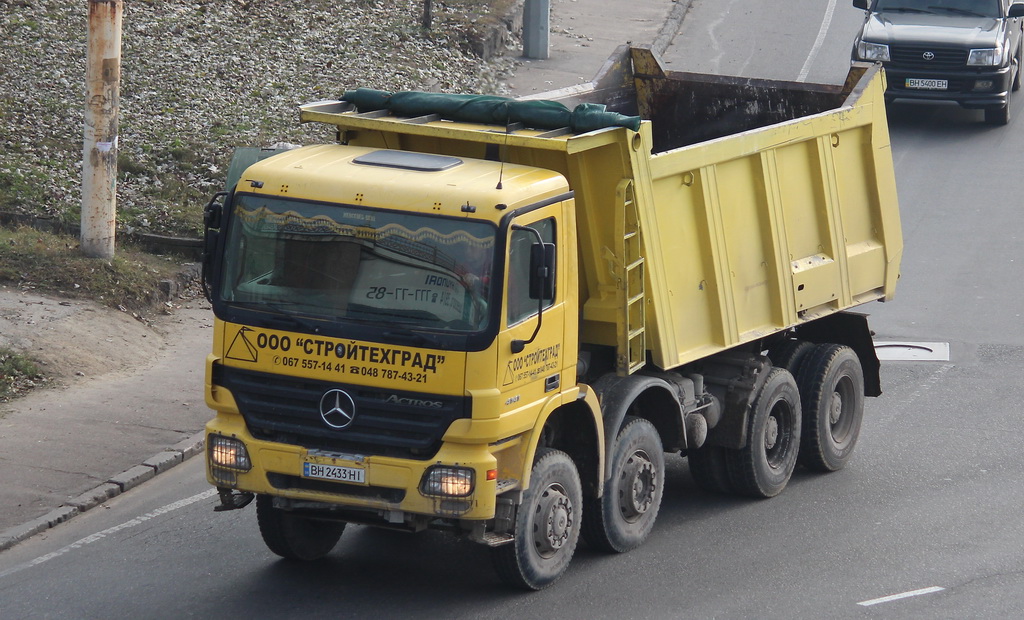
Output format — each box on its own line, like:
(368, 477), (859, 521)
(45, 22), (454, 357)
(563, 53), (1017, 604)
(319, 389), (357, 429)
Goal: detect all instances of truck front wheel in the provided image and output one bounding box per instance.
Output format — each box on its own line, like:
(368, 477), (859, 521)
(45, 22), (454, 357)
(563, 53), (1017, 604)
(796, 344), (865, 472)
(726, 368), (801, 498)
(256, 494), (345, 561)
(583, 416), (665, 553)
(491, 448), (582, 590)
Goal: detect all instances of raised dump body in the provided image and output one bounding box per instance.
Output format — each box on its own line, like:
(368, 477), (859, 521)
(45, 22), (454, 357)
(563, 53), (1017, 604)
(203, 46), (902, 590)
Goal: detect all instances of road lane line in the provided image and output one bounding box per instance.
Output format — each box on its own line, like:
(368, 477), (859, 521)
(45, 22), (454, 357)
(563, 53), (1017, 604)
(0, 489), (217, 580)
(797, 0), (838, 82)
(858, 586), (946, 607)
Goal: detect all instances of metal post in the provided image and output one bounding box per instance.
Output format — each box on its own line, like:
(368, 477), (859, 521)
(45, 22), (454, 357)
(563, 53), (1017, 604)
(82, 0), (123, 259)
(422, 0), (432, 29)
(523, 0), (550, 60)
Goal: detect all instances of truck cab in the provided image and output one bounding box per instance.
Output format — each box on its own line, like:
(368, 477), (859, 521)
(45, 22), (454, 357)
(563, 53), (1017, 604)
(852, 0), (1024, 124)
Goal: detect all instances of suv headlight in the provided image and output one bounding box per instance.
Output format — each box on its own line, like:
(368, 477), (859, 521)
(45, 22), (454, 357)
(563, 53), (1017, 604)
(968, 46), (1004, 67)
(857, 40), (890, 62)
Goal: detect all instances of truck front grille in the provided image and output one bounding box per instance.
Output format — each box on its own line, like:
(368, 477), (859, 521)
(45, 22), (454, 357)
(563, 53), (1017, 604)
(213, 365), (469, 459)
(890, 46), (968, 69)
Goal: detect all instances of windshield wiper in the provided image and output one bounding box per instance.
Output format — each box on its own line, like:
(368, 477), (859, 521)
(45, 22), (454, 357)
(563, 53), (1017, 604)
(883, 7), (934, 13)
(257, 301), (323, 333)
(928, 6), (986, 17)
(382, 327), (440, 348)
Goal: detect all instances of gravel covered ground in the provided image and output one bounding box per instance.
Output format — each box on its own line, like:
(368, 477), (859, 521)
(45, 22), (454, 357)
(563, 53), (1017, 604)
(0, 0), (517, 237)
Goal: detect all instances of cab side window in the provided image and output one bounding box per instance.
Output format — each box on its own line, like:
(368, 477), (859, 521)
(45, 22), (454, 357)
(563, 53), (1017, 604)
(507, 218), (555, 326)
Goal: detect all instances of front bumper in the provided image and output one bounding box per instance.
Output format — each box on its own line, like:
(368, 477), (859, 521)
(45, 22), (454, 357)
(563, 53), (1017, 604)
(205, 413), (502, 522)
(881, 65), (1012, 108)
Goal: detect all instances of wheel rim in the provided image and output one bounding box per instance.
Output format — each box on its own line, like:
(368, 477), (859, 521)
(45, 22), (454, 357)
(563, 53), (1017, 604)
(829, 374), (856, 445)
(617, 450), (656, 522)
(532, 483), (574, 558)
(764, 400), (795, 470)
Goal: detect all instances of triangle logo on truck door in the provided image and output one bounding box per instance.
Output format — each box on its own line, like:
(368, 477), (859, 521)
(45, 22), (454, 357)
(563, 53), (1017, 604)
(225, 326), (258, 363)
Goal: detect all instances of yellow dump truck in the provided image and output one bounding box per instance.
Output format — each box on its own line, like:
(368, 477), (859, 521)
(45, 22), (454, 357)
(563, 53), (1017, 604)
(201, 46), (902, 589)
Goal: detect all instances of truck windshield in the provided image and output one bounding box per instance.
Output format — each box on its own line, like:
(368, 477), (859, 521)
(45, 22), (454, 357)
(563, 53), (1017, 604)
(873, 0), (999, 17)
(219, 195), (496, 333)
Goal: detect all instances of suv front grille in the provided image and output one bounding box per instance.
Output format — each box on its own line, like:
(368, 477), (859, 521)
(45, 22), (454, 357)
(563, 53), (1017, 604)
(890, 46), (968, 69)
(214, 365), (469, 459)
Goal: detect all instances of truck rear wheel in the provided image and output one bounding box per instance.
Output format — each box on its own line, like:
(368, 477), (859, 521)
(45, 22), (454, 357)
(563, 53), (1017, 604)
(687, 445), (735, 494)
(726, 368), (801, 498)
(255, 494), (345, 561)
(491, 448), (582, 590)
(767, 339), (813, 374)
(796, 344), (865, 472)
(583, 416), (664, 553)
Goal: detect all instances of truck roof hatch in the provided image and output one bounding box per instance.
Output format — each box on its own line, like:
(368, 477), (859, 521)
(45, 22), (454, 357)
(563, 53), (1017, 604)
(352, 150), (463, 172)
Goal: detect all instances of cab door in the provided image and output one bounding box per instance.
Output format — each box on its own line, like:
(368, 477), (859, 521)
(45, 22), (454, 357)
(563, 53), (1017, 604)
(497, 205), (566, 416)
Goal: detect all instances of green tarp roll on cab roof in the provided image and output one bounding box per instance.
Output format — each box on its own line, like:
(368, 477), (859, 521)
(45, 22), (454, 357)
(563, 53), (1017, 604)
(341, 88), (642, 134)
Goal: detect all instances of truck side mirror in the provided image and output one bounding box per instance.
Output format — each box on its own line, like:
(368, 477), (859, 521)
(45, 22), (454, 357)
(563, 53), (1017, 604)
(853, 0), (868, 10)
(1010, 3), (1024, 18)
(529, 242), (556, 301)
(201, 191), (228, 303)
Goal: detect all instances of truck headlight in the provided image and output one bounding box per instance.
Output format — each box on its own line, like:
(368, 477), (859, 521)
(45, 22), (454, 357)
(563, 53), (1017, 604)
(420, 466), (475, 497)
(968, 47), (1003, 66)
(857, 40), (890, 62)
(209, 435), (252, 471)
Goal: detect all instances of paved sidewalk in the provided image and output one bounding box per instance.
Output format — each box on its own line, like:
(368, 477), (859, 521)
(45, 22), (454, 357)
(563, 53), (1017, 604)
(0, 0), (687, 552)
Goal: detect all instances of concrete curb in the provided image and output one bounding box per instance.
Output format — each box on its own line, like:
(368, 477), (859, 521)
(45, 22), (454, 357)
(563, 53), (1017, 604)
(0, 432), (205, 553)
(652, 0), (692, 56)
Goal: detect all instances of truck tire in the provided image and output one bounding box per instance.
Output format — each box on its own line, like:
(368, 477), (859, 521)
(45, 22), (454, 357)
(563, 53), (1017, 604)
(767, 339), (813, 374)
(795, 344), (865, 472)
(491, 448), (582, 590)
(255, 494), (345, 561)
(726, 368), (801, 498)
(687, 445), (735, 494)
(582, 416), (664, 553)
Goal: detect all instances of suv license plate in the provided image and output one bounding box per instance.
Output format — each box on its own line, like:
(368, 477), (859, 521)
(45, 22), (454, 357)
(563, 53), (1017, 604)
(303, 462), (365, 484)
(906, 78), (947, 90)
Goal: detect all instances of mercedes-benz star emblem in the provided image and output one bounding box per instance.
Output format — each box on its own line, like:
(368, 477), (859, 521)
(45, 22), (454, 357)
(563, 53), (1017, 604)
(922, 51), (935, 61)
(319, 389), (356, 429)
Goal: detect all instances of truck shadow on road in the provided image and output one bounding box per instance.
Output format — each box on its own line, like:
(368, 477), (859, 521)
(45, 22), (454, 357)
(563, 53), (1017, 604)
(206, 457), (822, 614)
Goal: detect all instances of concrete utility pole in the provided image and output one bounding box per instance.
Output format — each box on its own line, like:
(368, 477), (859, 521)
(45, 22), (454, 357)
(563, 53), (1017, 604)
(82, 0), (123, 259)
(523, 0), (550, 60)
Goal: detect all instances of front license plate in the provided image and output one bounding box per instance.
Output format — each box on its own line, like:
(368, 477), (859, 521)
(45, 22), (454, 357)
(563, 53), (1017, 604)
(906, 78), (947, 90)
(303, 461), (365, 484)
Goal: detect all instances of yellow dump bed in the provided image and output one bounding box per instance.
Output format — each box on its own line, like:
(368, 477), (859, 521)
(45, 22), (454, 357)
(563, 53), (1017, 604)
(298, 46), (902, 374)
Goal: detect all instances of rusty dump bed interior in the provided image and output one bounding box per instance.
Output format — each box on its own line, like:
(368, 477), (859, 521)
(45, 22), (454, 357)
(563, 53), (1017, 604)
(533, 46), (856, 153)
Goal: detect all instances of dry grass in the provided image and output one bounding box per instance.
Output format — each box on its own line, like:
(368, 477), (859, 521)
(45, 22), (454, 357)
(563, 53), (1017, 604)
(0, 226), (186, 313)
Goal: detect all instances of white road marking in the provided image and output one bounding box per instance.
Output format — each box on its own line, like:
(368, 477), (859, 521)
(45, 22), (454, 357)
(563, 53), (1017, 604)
(0, 489), (217, 580)
(797, 0), (838, 82)
(858, 586), (946, 607)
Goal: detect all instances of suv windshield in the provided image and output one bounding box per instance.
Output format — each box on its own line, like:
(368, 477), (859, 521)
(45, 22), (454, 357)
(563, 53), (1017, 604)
(874, 0), (1000, 17)
(219, 195), (496, 333)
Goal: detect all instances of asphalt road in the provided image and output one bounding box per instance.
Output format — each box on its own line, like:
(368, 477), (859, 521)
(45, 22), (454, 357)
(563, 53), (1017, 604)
(3, 2), (1024, 618)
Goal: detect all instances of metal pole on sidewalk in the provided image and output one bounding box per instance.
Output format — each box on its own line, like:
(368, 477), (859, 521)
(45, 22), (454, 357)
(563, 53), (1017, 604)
(82, 0), (123, 259)
(523, 0), (550, 60)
